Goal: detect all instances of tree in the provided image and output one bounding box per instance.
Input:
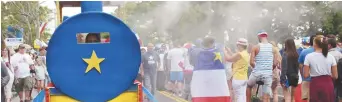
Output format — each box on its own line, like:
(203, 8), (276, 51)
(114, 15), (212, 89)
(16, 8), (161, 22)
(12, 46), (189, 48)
(1, 1), (52, 45)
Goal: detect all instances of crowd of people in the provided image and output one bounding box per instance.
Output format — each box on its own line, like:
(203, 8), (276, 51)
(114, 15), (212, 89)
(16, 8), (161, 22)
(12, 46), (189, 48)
(139, 42), (194, 99)
(139, 31), (342, 102)
(1, 40), (49, 102)
(1, 31), (341, 102)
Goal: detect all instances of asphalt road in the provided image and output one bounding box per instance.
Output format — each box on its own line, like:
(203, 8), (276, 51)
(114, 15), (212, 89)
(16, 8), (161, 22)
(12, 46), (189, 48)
(11, 87), (283, 102)
(151, 86), (284, 102)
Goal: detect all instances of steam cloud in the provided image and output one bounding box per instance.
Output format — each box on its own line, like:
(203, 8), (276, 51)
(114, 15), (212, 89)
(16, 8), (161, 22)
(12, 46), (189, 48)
(122, 1), (342, 45)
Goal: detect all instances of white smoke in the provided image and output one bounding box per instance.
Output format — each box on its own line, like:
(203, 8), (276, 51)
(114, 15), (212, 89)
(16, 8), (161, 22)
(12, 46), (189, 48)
(120, 1), (342, 44)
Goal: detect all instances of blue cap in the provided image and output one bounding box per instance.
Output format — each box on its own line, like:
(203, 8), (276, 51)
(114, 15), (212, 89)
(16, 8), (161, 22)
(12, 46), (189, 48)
(302, 37), (310, 44)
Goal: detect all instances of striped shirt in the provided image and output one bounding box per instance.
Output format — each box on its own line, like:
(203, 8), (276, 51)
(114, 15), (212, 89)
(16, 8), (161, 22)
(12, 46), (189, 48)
(253, 43), (274, 75)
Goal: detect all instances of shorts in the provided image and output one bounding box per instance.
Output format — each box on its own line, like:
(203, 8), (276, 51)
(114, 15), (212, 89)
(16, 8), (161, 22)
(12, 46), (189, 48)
(272, 69), (280, 88)
(247, 72), (273, 96)
(15, 76), (35, 92)
(232, 79), (247, 102)
(301, 81), (310, 100)
(287, 74), (299, 87)
(247, 67), (252, 78)
(170, 71), (183, 82)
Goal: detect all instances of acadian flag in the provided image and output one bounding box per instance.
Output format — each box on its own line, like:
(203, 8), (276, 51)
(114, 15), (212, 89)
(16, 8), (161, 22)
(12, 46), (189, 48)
(191, 48), (231, 102)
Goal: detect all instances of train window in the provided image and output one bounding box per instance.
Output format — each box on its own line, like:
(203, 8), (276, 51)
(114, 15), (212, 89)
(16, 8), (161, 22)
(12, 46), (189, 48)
(76, 32), (110, 44)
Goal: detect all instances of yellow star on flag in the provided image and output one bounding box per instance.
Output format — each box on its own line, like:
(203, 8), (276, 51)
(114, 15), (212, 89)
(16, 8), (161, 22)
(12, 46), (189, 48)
(83, 50), (105, 74)
(214, 52), (222, 62)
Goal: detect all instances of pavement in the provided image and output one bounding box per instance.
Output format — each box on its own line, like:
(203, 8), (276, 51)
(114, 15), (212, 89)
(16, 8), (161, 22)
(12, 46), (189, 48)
(150, 86), (284, 102)
(11, 86), (283, 102)
(11, 89), (39, 102)
(155, 91), (189, 102)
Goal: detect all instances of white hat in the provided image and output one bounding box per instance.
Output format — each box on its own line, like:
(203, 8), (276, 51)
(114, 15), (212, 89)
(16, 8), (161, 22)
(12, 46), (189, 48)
(236, 38), (248, 46)
(257, 30), (268, 36)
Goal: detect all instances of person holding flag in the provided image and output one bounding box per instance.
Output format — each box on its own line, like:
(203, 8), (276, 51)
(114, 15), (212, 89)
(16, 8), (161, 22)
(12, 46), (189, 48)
(191, 36), (230, 102)
(224, 38), (249, 102)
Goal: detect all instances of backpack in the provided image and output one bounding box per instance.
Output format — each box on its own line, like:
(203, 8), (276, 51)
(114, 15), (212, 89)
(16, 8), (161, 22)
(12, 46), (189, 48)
(337, 58), (342, 84)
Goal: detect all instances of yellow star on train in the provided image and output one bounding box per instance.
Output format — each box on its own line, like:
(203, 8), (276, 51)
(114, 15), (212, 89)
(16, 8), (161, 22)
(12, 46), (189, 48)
(83, 50), (105, 74)
(214, 52), (222, 62)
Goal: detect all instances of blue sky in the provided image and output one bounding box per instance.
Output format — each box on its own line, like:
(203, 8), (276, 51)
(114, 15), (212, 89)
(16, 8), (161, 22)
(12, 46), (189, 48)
(40, 1), (118, 34)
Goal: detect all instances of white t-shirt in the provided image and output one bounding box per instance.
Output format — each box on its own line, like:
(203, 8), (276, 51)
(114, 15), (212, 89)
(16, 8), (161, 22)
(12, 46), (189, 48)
(304, 52), (337, 77)
(35, 65), (46, 80)
(328, 49), (342, 62)
(2, 57), (9, 63)
(10, 53), (34, 78)
(167, 48), (186, 71)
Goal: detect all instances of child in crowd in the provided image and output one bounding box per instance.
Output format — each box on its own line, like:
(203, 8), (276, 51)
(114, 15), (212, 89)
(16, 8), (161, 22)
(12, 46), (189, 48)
(34, 56), (47, 92)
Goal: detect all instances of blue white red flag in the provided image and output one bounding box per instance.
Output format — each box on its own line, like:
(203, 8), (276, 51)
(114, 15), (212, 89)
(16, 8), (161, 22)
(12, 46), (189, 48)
(191, 48), (230, 102)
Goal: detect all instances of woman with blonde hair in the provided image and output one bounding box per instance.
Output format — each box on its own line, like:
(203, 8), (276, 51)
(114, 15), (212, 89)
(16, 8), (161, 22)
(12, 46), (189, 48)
(224, 38), (249, 102)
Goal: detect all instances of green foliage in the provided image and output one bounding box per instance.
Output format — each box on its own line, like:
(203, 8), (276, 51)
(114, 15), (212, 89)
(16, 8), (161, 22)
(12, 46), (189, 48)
(1, 1), (52, 45)
(41, 28), (52, 42)
(100, 32), (110, 39)
(322, 11), (342, 34)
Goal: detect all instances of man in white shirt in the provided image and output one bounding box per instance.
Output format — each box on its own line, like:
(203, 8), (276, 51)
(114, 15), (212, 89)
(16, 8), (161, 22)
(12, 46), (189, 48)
(167, 42), (186, 96)
(11, 44), (35, 102)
